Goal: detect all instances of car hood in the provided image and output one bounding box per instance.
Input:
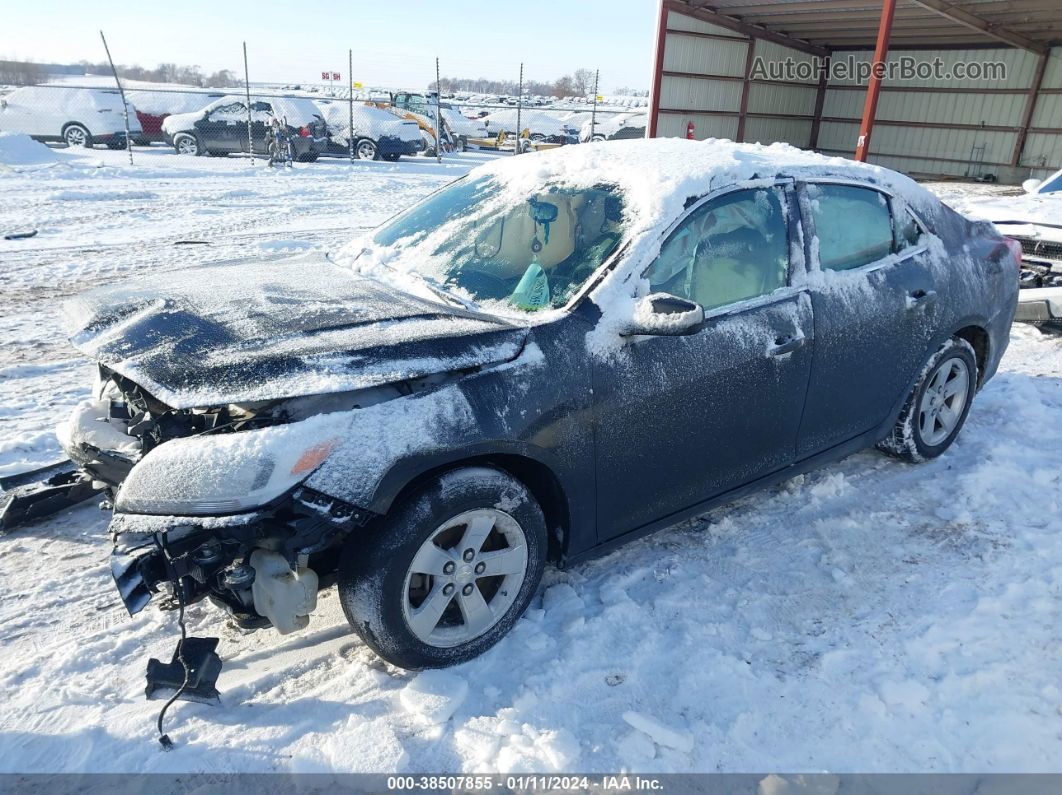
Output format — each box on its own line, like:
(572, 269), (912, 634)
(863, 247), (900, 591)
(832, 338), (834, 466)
(160, 110), (203, 136)
(958, 194), (1062, 244)
(64, 252), (527, 409)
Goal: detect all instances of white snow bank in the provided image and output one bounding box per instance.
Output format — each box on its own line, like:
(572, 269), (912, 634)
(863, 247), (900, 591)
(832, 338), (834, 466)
(0, 132), (59, 166)
(400, 670), (469, 724)
(622, 711), (694, 753)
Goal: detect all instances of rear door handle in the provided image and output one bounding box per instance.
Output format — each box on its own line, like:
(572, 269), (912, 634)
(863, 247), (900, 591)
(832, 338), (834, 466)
(907, 289), (938, 309)
(768, 333), (806, 356)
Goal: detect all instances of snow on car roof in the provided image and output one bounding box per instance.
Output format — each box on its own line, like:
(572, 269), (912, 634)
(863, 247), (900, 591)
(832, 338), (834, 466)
(471, 137), (934, 242)
(125, 90), (224, 117)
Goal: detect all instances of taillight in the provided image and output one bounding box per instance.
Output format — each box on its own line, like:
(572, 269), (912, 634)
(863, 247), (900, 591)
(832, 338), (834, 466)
(299, 126), (311, 137)
(1003, 237), (1023, 271)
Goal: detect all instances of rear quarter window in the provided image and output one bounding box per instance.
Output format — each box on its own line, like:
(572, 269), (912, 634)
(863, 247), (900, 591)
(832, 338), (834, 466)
(809, 183), (894, 271)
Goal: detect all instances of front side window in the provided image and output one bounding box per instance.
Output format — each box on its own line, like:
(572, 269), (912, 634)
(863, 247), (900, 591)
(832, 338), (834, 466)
(646, 187), (789, 312)
(363, 176), (626, 312)
(207, 102), (245, 121)
(808, 184), (893, 270)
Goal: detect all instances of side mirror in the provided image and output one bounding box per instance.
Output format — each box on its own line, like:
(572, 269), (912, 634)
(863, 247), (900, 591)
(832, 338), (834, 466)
(622, 293), (705, 337)
(1022, 178), (1042, 194)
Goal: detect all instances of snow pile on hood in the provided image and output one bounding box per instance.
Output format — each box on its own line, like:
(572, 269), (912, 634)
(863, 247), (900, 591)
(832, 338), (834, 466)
(315, 102), (420, 144)
(951, 191), (1062, 243)
(0, 131), (58, 166)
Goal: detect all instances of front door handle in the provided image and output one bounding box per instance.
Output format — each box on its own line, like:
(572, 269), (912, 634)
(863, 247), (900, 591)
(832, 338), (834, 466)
(907, 289), (938, 309)
(768, 333), (806, 356)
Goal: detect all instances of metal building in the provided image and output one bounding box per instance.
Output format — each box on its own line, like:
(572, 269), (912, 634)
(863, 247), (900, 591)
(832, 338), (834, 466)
(647, 0), (1062, 183)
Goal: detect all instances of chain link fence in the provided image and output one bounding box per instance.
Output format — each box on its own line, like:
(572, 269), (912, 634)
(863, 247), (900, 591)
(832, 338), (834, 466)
(0, 44), (649, 168)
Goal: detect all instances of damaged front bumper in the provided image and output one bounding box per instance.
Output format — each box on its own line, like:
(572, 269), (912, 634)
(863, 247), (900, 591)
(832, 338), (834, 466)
(109, 485), (371, 629)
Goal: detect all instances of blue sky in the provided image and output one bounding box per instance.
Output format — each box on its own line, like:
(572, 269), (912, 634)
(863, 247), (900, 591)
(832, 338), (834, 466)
(2, 0), (657, 91)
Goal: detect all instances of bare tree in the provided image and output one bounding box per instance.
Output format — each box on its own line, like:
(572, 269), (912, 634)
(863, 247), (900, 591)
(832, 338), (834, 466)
(572, 68), (595, 97)
(0, 60), (44, 86)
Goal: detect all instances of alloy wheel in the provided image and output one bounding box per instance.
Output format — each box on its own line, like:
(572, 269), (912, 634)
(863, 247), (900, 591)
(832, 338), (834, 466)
(175, 135), (198, 155)
(401, 508), (528, 648)
(64, 126), (87, 147)
(356, 140), (377, 160)
(918, 357), (970, 446)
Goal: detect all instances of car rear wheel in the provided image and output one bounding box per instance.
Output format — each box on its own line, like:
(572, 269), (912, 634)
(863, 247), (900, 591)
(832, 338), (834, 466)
(338, 466), (547, 669)
(878, 337), (977, 462)
(173, 133), (200, 156)
(63, 124), (92, 148)
(355, 138), (378, 160)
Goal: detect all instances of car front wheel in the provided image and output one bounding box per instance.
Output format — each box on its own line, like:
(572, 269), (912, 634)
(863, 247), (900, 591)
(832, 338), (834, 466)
(878, 337), (977, 462)
(63, 124), (92, 148)
(338, 466), (547, 669)
(173, 133), (200, 156)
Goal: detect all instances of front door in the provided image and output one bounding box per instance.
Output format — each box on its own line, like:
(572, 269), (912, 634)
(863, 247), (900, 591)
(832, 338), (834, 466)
(197, 101), (245, 152)
(796, 181), (939, 456)
(592, 184), (815, 540)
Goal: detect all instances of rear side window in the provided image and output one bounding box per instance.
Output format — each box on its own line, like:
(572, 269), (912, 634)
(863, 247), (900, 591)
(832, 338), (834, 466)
(895, 207), (922, 250)
(809, 184), (893, 270)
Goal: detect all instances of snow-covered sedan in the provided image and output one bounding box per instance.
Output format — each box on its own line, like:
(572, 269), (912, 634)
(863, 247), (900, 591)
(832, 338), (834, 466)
(960, 167), (1061, 332)
(0, 85), (142, 149)
(50, 139), (1017, 672)
(314, 100), (422, 160)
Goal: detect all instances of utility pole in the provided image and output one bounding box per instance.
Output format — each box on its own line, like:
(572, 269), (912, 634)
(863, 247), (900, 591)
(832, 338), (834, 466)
(435, 57), (443, 164)
(349, 49), (355, 164)
(243, 42), (254, 164)
(590, 68), (599, 142)
(99, 31), (133, 166)
(515, 62), (523, 156)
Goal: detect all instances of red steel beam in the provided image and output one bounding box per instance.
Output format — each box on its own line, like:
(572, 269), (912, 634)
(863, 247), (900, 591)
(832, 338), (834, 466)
(1011, 51), (1048, 166)
(648, 0), (670, 138)
(736, 39), (758, 142)
(809, 52), (831, 151)
(855, 0), (899, 161)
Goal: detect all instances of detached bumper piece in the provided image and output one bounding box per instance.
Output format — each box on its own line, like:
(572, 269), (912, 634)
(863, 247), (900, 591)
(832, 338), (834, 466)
(0, 460), (103, 533)
(146, 636), (223, 705)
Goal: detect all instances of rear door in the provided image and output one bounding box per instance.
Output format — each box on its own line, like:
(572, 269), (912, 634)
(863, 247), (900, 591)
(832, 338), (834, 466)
(592, 183), (815, 539)
(795, 181), (938, 457)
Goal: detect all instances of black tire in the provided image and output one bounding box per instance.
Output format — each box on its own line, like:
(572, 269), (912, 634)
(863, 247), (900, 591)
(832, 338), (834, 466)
(62, 123), (92, 148)
(296, 151), (319, 163)
(338, 466), (548, 669)
(381, 152), (400, 162)
(458, 136), (468, 152)
(354, 137), (378, 160)
(878, 337), (978, 462)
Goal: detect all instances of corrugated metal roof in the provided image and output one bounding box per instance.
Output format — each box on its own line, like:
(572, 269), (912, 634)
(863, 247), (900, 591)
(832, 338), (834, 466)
(670, 0), (1061, 52)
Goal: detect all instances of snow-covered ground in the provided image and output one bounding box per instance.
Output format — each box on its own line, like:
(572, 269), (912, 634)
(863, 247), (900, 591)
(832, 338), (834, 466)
(1, 143), (1061, 773)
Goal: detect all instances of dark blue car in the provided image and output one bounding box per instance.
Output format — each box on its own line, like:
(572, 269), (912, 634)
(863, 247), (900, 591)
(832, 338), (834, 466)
(56, 140), (1018, 671)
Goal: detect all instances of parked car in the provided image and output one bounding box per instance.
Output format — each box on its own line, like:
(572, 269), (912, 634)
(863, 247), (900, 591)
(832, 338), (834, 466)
(481, 109), (577, 144)
(0, 85), (142, 149)
(125, 89), (223, 144)
(51, 139), (1016, 674)
(161, 95), (328, 161)
(957, 166), (1062, 332)
(580, 112), (647, 143)
(314, 100), (422, 160)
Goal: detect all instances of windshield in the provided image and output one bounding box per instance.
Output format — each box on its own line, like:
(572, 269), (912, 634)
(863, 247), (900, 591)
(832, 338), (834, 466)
(365, 176), (626, 312)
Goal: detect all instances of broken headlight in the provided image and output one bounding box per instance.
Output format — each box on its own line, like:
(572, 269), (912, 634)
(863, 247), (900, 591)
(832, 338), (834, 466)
(114, 411), (351, 515)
